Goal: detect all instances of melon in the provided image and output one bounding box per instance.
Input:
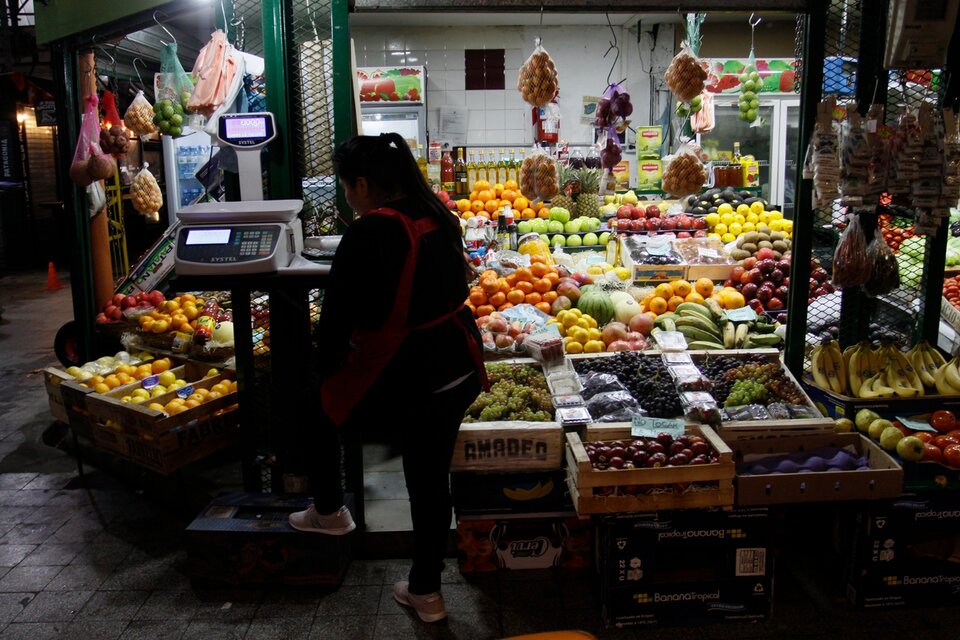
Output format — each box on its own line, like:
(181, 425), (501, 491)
(613, 296), (642, 325)
(576, 287), (615, 326)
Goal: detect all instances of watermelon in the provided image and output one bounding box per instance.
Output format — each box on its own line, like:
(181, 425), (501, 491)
(576, 287), (615, 326)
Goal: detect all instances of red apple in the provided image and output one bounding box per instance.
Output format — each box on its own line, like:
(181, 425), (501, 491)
(617, 205), (633, 219)
(95, 312), (110, 324)
(756, 247), (776, 261)
(678, 216), (693, 230)
(572, 273), (593, 286)
(121, 295), (137, 310)
(112, 293), (124, 308)
(776, 285), (790, 300)
(748, 299), (765, 312)
(677, 231), (692, 239)
(645, 205), (660, 218)
(629, 313), (654, 336)
(147, 290), (165, 307)
(660, 216), (678, 231)
(601, 322), (630, 346)
(692, 217), (708, 230)
(748, 268), (764, 285)
(742, 283), (758, 299)
(742, 256), (757, 270)
(606, 340), (632, 352)
(923, 443), (944, 463)
(757, 259), (776, 274)
(632, 206), (646, 220)
(766, 297), (785, 311)
(768, 269), (784, 284)
(437, 190), (450, 202)
(557, 282), (582, 302)
(645, 218), (661, 231)
(693, 230), (708, 238)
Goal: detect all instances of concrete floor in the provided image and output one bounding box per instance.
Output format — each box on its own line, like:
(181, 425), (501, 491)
(1, 270), (960, 639)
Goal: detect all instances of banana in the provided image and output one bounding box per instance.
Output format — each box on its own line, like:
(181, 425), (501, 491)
(872, 345), (890, 375)
(749, 333), (783, 347)
(858, 372), (895, 398)
(677, 325), (722, 344)
(735, 324), (750, 348)
(723, 322), (736, 349)
(675, 315), (723, 340)
(885, 363), (919, 397)
(675, 302), (714, 322)
(924, 341), (948, 369)
(811, 345), (831, 391)
(934, 359), (960, 395)
(842, 344), (858, 370)
(703, 298), (727, 323)
(829, 340), (847, 395)
(686, 340), (726, 350)
(822, 344), (844, 394)
(661, 317), (677, 332)
(944, 356), (960, 393)
(885, 345), (924, 393)
(912, 343), (937, 388)
(848, 344), (865, 397)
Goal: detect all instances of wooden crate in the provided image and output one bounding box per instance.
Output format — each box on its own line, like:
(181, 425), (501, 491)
(565, 427), (735, 516)
(451, 422), (564, 472)
(96, 362), (228, 403)
(84, 373), (238, 437)
(43, 367), (72, 424)
(58, 380), (95, 439)
(731, 433), (903, 505)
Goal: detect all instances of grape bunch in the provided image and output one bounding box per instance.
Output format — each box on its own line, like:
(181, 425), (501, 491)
(724, 380), (768, 407)
(574, 352), (682, 418)
(464, 364), (553, 423)
(697, 355), (805, 406)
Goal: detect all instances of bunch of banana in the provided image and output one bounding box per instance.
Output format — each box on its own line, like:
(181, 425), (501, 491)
(857, 370), (896, 398)
(673, 302), (725, 349)
(811, 339), (847, 395)
(845, 341), (876, 395)
(881, 344), (924, 396)
(933, 354), (960, 395)
(907, 340), (947, 388)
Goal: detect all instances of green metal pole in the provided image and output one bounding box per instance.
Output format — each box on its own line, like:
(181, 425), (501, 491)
(263, 0), (295, 200)
(921, 218), (949, 344)
(52, 43), (96, 362)
(785, 1), (828, 378)
(331, 0), (353, 231)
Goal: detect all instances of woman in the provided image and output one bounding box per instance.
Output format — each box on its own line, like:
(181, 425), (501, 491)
(289, 133), (486, 623)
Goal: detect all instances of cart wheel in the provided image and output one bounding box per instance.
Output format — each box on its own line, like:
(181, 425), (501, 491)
(54, 321), (83, 368)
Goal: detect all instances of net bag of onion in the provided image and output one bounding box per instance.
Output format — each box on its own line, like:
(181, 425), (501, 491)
(661, 144), (708, 198)
(517, 41), (559, 108)
(519, 146), (560, 203)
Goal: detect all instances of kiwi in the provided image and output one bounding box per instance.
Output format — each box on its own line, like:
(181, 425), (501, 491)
(770, 231), (786, 242)
(772, 240), (790, 252)
(758, 240), (773, 250)
(731, 249), (751, 260)
(757, 224), (771, 234)
(773, 251), (783, 260)
(757, 235), (770, 244)
(742, 231), (760, 244)
(741, 242), (758, 253)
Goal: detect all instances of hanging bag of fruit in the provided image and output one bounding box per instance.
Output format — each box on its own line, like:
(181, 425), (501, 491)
(863, 233), (900, 297)
(831, 213), (871, 288)
(154, 42), (194, 137)
(520, 146), (560, 203)
(70, 94), (116, 186)
(661, 143), (708, 199)
(131, 163), (163, 223)
(737, 15), (764, 127)
(666, 12), (708, 120)
(123, 90), (157, 136)
(99, 90), (130, 158)
(517, 39), (559, 109)
(594, 82), (632, 129)
(188, 29), (246, 132)
(599, 125), (623, 195)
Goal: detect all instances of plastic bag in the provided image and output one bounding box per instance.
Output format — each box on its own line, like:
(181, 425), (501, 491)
(131, 163), (163, 221)
(519, 146), (560, 202)
(517, 41), (558, 108)
(86, 182), (106, 217)
(599, 126), (622, 170)
(831, 214), (871, 287)
(578, 371), (628, 400)
(661, 144), (708, 198)
(585, 391), (645, 422)
(690, 91), (715, 133)
(123, 90), (157, 136)
(594, 82), (633, 129)
(737, 52), (763, 126)
(98, 92), (130, 157)
(154, 43), (193, 137)
(189, 30), (246, 125)
(863, 235), (901, 297)
(101, 90), (123, 128)
(665, 41), (707, 104)
(69, 94), (114, 186)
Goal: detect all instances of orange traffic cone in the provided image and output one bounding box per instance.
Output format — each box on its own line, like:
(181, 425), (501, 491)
(45, 261), (64, 291)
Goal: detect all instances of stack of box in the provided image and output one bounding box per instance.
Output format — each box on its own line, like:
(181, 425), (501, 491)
(635, 126), (663, 191)
(597, 507), (773, 628)
(846, 492), (960, 608)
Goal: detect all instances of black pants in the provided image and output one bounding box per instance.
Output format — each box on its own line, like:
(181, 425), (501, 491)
(311, 373), (482, 595)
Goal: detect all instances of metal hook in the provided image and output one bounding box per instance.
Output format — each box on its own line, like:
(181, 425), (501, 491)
(153, 10), (177, 45)
(132, 58), (147, 90)
(749, 13), (762, 51)
(604, 11), (620, 88)
(537, 4), (544, 45)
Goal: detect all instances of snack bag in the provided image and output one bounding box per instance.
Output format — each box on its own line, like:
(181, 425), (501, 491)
(69, 94), (114, 186)
(131, 163), (163, 221)
(831, 213), (871, 287)
(154, 43), (193, 137)
(737, 50), (763, 126)
(519, 146), (560, 202)
(123, 90), (157, 135)
(666, 41), (707, 110)
(661, 143), (708, 198)
(863, 234), (901, 297)
(517, 40), (559, 108)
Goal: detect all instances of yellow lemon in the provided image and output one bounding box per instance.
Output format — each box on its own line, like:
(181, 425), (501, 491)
(742, 222), (756, 233)
(736, 204), (750, 216)
(721, 233), (736, 243)
(583, 340), (604, 353)
(587, 327), (603, 342)
(576, 317), (591, 330)
(769, 219), (784, 232)
(705, 213), (720, 227)
(768, 211), (783, 221)
(713, 223), (728, 236)
(728, 222), (743, 236)
(717, 203), (733, 215)
(750, 202), (765, 215)
(561, 313), (578, 329)
(719, 213), (734, 226)
(564, 339), (583, 354)
(746, 212), (760, 224)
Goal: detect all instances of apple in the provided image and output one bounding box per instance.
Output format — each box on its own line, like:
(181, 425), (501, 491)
(629, 313), (654, 336)
(756, 285), (773, 303)
(601, 322), (630, 346)
(95, 312), (110, 324)
(517, 220), (533, 234)
(678, 216), (693, 230)
(868, 418), (894, 440)
(677, 231), (692, 239)
(748, 268), (764, 285)
(748, 299), (765, 313)
(645, 205), (660, 218)
(646, 452), (668, 467)
(930, 410), (957, 434)
(121, 295), (137, 310)
(617, 205), (633, 219)
(742, 256), (757, 270)
(741, 283), (759, 300)
(567, 234), (583, 248)
(548, 220), (565, 233)
(757, 259), (776, 274)
(112, 293), (125, 308)
(148, 290), (165, 307)
(693, 230), (708, 238)
(756, 248), (776, 262)
(583, 232), (599, 246)
(632, 206), (646, 220)
(856, 409), (881, 432)
(692, 217), (708, 230)
(766, 297), (785, 311)
(606, 340), (632, 352)
(834, 418), (855, 433)
(660, 216), (678, 231)
(880, 426), (905, 451)
(598, 231), (611, 245)
(645, 218), (661, 231)
(896, 435), (926, 462)
(564, 219), (582, 234)
(775, 285), (790, 300)
(809, 278), (820, 292)
(811, 267), (829, 282)
(572, 272), (593, 286)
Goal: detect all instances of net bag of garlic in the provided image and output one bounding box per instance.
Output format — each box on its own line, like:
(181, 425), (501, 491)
(123, 91), (157, 136)
(131, 163), (164, 223)
(517, 41), (559, 108)
(665, 41), (707, 112)
(519, 146), (560, 203)
(661, 144), (708, 198)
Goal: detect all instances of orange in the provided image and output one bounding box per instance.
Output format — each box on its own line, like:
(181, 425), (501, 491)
(457, 199), (471, 212)
(514, 196), (530, 211)
(515, 267), (534, 282)
(461, 211), (475, 220)
(521, 208), (536, 219)
(469, 191), (479, 202)
(499, 278), (511, 294)
(537, 207), (550, 219)
(531, 263), (549, 278)
(535, 302), (552, 314)
(206, 391), (223, 402)
(542, 291), (558, 304)
(211, 383), (230, 396)
(183, 399), (201, 409)
(684, 292), (706, 305)
(544, 272), (560, 287)
(648, 296), (668, 315)
(477, 212), (490, 219)
(481, 269), (498, 279)
(488, 292), (506, 307)
(477, 190), (494, 203)
(672, 280), (693, 298)
(531, 201), (544, 212)
(468, 290), (487, 306)
(504, 179), (519, 191)
(505, 273), (518, 287)
(722, 290), (746, 309)
(475, 180), (491, 192)
(180, 294), (196, 304)
(667, 296), (685, 312)
(516, 281), (534, 295)
(493, 183), (504, 197)
(533, 278), (552, 293)
(484, 200), (499, 214)
(94, 383), (111, 394)
(116, 372), (132, 385)
(695, 278), (715, 298)
(471, 200), (485, 214)
(507, 289), (525, 305)
(530, 254), (547, 264)
(476, 304), (495, 317)
(500, 190), (517, 203)
(498, 303), (514, 312)
(654, 283), (674, 299)
(524, 292), (542, 305)
(151, 358), (171, 374)
(480, 278), (500, 295)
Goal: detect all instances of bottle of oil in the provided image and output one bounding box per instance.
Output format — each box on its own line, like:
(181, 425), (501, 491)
(416, 144), (429, 182)
(497, 149), (509, 185)
(454, 148), (468, 197)
(466, 150), (478, 192)
(507, 149), (518, 184)
(487, 150), (499, 184)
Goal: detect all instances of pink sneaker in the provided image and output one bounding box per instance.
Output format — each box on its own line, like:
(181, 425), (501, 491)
(393, 580), (447, 622)
(288, 504), (356, 535)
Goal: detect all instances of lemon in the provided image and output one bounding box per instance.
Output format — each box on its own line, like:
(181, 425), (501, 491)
(782, 220), (794, 233)
(746, 212), (759, 224)
(132, 388), (150, 399)
(120, 396), (132, 403)
(587, 327), (603, 342)
(713, 223), (728, 236)
(743, 222), (756, 233)
(705, 212), (720, 227)
(158, 370), (176, 387)
(719, 212), (734, 225)
(768, 211), (783, 221)
(130, 396), (147, 404)
(736, 204), (750, 215)
(721, 233), (736, 243)
(708, 233), (722, 240)
(717, 203), (733, 215)
(769, 219), (784, 232)
(729, 222), (743, 236)
(569, 308), (582, 318)
(584, 340), (604, 353)
(750, 202), (765, 215)
(759, 213), (770, 224)
(614, 267), (631, 281)
(561, 313), (578, 328)
(572, 326), (590, 343)
(576, 317), (591, 330)
(734, 214), (745, 225)
(586, 315), (598, 329)
(565, 340), (583, 354)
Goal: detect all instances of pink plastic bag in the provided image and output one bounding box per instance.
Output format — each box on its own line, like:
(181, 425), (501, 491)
(69, 94), (114, 186)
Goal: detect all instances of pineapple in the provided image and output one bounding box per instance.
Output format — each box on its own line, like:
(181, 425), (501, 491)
(575, 168), (602, 218)
(549, 163), (576, 213)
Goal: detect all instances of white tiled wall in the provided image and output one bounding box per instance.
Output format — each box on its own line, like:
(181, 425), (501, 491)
(352, 25), (677, 148)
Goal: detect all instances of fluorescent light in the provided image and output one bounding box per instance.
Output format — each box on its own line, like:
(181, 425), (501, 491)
(389, 51), (411, 56)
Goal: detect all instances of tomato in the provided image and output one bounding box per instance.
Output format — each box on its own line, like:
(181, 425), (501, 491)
(930, 410), (957, 434)
(934, 435), (960, 450)
(943, 444), (960, 468)
(914, 432), (935, 444)
(923, 443), (944, 463)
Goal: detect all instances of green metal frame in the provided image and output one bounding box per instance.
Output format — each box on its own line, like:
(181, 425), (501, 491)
(263, 0), (296, 200)
(331, 0), (353, 230)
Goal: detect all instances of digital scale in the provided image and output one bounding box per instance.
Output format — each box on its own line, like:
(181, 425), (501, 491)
(174, 112), (339, 276)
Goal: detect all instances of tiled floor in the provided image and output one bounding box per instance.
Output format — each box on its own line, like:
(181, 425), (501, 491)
(3, 271), (960, 639)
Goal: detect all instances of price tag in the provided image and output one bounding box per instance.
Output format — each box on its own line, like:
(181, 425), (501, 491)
(725, 306), (757, 322)
(531, 323), (562, 338)
(646, 243), (672, 256)
(662, 352), (693, 366)
(697, 247), (720, 260)
(141, 374), (160, 390)
(896, 415), (938, 434)
(176, 385), (196, 399)
(653, 330), (687, 352)
(631, 416), (686, 438)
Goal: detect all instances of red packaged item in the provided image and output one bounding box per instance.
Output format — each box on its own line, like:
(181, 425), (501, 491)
(194, 298), (221, 344)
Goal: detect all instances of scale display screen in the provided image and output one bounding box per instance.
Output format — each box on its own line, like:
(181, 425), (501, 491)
(185, 228), (232, 245)
(225, 117), (267, 140)
(218, 113), (276, 147)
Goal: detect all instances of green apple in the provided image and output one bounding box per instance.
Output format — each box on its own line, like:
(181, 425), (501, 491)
(896, 435), (926, 462)
(600, 203), (618, 216)
(879, 426), (905, 451)
(855, 409), (880, 433)
(551, 235), (566, 247)
(549, 207), (571, 224)
(548, 220), (565, 233)
(598, 231), (611, 245)
(539, 234), (549, 244)
(833, 418), (855, 433)
(868, 418), (894, 441)
(566, 234), (583, 247)
(564, 220), (582, 234)
(517, 220), (533, 234)
(583, 232), (599, 246)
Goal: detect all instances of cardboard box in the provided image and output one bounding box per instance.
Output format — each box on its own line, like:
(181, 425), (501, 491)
(451, 469), (573, 517)
(635, 126), (663, 158)
(802, 379), (960, 420)
(637, 159), (663, 191)
(846, 493), (960, 608)
(456, 514), (592, 573)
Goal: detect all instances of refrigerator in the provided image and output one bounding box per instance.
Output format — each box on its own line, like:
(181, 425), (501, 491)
(357, 66), (426, 148)
(162, 125), (219, 226)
